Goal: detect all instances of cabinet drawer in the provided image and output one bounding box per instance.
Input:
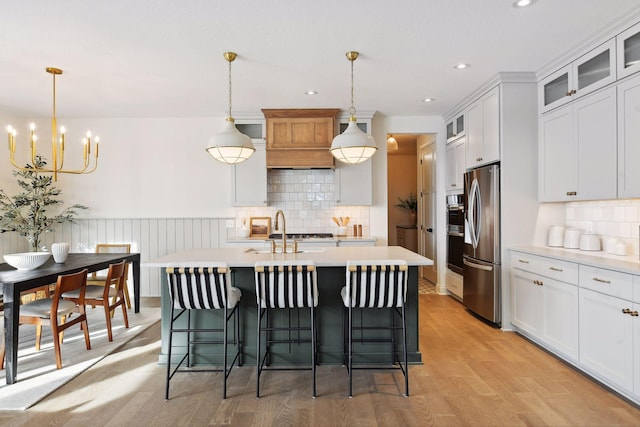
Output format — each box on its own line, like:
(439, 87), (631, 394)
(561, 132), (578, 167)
(511, 251), (578, 284)
(579, 265), (633, 300)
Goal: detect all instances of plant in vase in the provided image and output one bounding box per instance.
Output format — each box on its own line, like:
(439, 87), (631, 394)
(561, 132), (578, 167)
(0, 155), (87, 252)
(395, 193), (418, 225)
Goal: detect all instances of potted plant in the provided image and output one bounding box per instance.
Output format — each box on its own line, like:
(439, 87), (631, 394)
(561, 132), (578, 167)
(395, 193), (418, 225)
(0, 155), (87, 252)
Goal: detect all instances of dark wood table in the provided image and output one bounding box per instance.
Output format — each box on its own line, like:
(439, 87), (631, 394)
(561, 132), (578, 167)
(0, 252), (141, 384)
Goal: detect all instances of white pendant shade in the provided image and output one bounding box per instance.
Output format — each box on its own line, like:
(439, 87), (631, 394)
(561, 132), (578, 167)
(206, 119), (255, 164)
(330, 120), (377, 164)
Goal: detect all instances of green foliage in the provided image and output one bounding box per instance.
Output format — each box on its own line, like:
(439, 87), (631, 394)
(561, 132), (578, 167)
(0, 155), (87, 251)
(395, 193), (417, 213)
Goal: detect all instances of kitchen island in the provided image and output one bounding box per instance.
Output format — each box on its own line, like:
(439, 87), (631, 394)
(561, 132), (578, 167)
(145, 246), (432, 366)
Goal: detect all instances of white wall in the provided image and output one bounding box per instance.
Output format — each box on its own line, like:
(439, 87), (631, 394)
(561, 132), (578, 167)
(0, 116), (237, 218)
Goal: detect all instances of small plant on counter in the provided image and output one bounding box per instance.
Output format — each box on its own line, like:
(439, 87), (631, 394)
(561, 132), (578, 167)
(395, 193), (418, 213)
(0, 155), (88, 252)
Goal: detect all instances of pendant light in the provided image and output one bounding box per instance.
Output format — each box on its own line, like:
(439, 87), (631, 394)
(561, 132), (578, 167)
(330, 51), (377, 164)
(387, 135), (398, 151)
(206, 52), (255, 164)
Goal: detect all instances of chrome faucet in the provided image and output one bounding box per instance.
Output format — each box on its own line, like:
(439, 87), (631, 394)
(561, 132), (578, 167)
(274, 210), (287, 253)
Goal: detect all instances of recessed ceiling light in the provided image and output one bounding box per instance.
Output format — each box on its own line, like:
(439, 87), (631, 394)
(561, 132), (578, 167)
(454, 63), (469, 70)
(513, 0), (536, 7)
(305, 90), (318, 95)
(422, 98), (435, 103)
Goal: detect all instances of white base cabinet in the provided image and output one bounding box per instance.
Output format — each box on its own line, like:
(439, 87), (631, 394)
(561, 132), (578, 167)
(579, 288), (634, 392)
(511, 249), (640, 404)
(511, 252), (579, 361)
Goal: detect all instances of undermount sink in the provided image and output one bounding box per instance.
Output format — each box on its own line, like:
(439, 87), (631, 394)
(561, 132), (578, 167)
(244, 248), (326, 255)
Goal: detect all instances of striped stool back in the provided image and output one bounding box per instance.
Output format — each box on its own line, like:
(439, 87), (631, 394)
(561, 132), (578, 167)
(166, 265), (235, 310)
(345, 260), (408, 308)
(254, 261), (318, 308)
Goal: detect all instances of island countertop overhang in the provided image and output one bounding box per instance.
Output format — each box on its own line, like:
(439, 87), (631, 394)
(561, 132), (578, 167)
(144, 246), (433, 268)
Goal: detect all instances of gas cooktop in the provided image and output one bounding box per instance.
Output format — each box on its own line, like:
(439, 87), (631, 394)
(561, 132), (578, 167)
(268, 233), (334, 239)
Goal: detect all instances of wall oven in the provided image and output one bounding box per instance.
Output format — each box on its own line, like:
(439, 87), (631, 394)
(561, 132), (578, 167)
(446, 194), (464, 275)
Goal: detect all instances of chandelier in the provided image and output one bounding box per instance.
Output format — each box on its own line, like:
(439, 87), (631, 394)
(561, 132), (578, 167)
(330, 51), (377, 164)
(6, 67), (99, 181)
(206, 52), (255, 164)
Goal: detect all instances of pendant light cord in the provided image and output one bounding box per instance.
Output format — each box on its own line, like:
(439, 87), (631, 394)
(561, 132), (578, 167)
(227, 58), (233, 119)
(349, 57), (356, 118)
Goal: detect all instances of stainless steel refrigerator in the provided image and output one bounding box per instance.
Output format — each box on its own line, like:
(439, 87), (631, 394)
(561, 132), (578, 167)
(463, 163), (501, 325)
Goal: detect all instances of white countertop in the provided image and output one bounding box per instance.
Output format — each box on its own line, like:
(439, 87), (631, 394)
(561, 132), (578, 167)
(511, 245), (640, 275)
(144, 246), (432, 268)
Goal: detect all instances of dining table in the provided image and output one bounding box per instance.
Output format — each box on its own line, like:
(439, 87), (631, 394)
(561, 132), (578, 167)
(0, 252), (141, 385)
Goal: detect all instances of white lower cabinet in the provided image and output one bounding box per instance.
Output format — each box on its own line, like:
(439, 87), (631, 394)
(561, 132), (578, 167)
(511, 249), (640, 405)
(511, 257), (578, 360)
(579, 288), (634, 392)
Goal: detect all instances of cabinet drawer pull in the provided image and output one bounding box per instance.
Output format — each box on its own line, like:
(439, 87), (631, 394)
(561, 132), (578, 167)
(518, 259), (529, 264)
(533, 279), (543, 286)
(592, 277), (611, 284)
(451, 184), (456, 187)
(566, 191), (577, 196)
(632, 311), (639, 317)
(476, 157), (483, 162)
(549, 267), (563, 272)
(622, 308), (632, 314)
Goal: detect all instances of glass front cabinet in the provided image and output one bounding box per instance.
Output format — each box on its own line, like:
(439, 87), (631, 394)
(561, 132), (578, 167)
(539, 39), (616, 113)
(446, 112), (465, 143)
(617, 22), (640, 80)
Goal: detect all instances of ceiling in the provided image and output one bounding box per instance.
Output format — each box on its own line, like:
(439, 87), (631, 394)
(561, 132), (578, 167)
(1, 1), (639, 120)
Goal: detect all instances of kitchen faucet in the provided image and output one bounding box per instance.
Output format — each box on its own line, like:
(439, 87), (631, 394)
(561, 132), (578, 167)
(274, 210), (287, 253)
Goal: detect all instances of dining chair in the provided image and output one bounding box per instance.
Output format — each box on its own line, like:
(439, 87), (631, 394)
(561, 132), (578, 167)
(88, 243), (132, 309)
(62, 261), (128, 342)
(165, 264), (242, 399)
(254, 260), (319, 397)
(341, 260), (409, 397)
(0, 269), (91, 370)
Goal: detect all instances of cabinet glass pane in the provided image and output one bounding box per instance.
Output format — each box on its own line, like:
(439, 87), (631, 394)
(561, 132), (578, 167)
(447, 122), (454, 139)
(235, 123), (263, 139)
(339, 122), (367, 133)
(544, 73), (569, 106)
(624, 31), (640, 69)
(577, 50), (610, 90)
(456, 115), (464, 134)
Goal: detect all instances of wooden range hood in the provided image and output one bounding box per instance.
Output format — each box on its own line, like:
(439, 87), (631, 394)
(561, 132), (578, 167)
(262, 108), (340, 168)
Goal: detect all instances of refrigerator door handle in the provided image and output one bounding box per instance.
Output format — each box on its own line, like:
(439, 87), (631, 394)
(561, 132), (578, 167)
(463, 257), (493, 271)
(468, 177), (481, 249)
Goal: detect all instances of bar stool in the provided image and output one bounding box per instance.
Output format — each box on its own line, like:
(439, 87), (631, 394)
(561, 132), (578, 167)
(341, 260), (409, 397)
(254, 260), (318, 397)
(165, 264), (242, 399)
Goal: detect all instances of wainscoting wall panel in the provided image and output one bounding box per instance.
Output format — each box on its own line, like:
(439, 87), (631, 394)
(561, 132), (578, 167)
(0, 217), (233, 297)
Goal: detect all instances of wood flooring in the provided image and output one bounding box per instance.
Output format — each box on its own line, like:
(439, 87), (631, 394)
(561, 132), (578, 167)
(1, 294), (640, 426)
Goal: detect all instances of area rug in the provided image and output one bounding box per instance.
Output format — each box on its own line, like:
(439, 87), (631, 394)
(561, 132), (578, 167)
(0, 304), (160, 410)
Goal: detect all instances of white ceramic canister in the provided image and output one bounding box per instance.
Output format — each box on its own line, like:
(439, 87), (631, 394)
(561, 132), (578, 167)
(563, 228), (582, 249)
(51, 242), (70, 263)
(547, 225), (565, 247)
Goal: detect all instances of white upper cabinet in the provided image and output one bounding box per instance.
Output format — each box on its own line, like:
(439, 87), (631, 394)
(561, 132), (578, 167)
(230, 140), (268, 206)
(617, 73), (640, 198)
(445, 136), (465, 194)
(335, 159), (372, 206)
(446, 111), (465, 143)
(539, 86), (617, 202)
(617, 22), (640, 80)
(539, 40), (616, 113)
(465, 86), (500, 169)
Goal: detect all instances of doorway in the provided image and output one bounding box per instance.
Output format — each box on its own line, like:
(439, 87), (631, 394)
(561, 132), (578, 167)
(418, 140), (437, 284)
(386, 134), (437, 284)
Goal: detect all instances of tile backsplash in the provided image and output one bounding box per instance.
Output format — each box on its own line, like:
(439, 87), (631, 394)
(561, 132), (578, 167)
(566, 199), (640, 256)
(233, 169), (370, 237)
